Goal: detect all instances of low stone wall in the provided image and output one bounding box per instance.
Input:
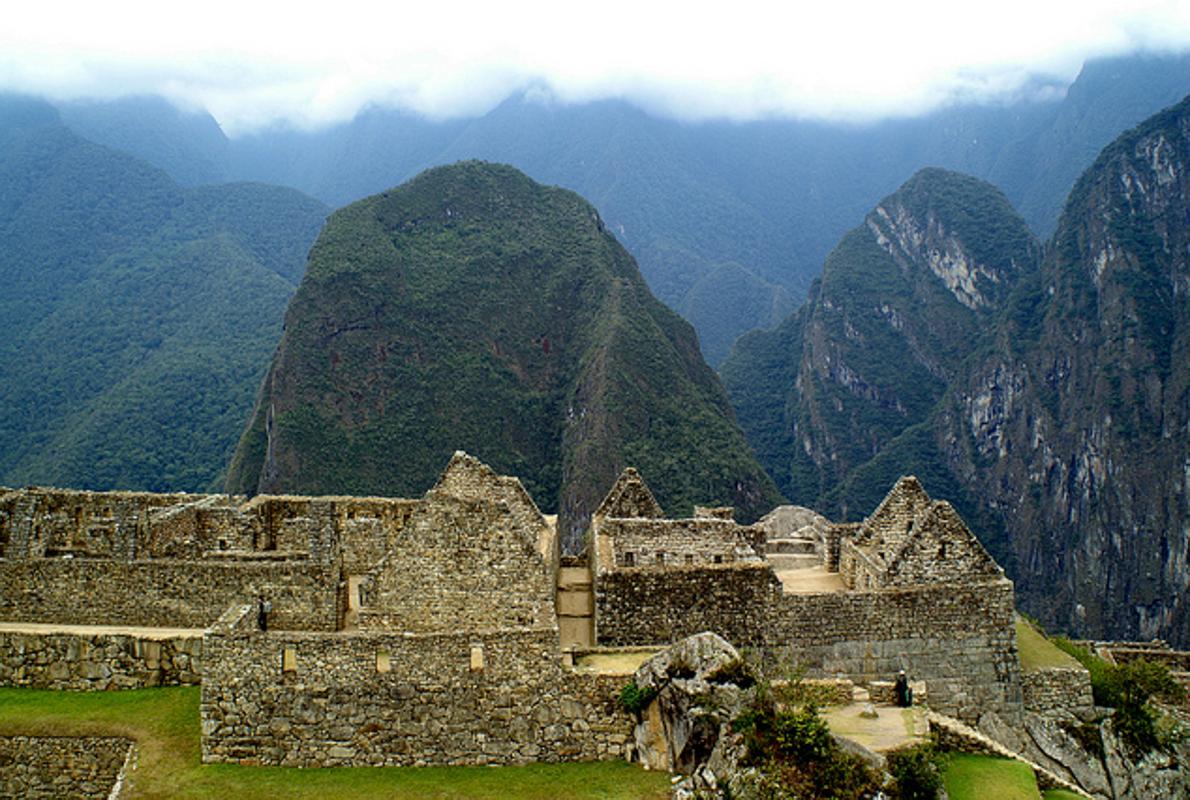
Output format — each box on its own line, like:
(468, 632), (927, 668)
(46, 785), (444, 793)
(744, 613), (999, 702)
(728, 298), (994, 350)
(0, 559), (339, 631)
(0, 735), (133, 798)
(201, 616), (633, 767)
(1022, 668), (1094, 717)
(0, 629), (202, 689)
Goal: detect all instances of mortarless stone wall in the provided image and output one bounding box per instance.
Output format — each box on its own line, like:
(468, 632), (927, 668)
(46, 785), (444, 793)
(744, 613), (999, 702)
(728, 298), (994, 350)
(594, 562), (1022, 723)
(0, 559), (339, 630)
(595, 518), (763, 568)
(1021, 667), (1094, 718)
(0, 736), (133, 799)
(201, 607), (633, 767)
(0, 629), (202, 689)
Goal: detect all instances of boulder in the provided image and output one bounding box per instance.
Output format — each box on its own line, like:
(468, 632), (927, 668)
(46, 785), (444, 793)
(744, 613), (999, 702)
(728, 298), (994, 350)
(630, 632), (752, 775)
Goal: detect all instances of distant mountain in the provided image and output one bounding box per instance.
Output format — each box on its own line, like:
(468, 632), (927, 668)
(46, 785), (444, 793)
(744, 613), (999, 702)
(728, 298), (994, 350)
(59, 95), (231, 186)
(724, 95), (1190, 646)
(226, 162), (782, 546)
(54, 53), (1190, 364)
(0, 95), (327, 491)
(721, 168), (1040, 565)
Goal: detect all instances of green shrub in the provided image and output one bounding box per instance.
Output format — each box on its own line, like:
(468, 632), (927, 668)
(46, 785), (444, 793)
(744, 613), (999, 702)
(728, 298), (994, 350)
(1050, 639), (1185, 756)
(617, 680), (658, 715)
(888, 744), (945, 800)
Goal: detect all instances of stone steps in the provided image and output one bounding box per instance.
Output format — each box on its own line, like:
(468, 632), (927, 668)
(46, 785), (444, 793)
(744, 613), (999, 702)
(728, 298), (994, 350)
(557, 566), (594, 648)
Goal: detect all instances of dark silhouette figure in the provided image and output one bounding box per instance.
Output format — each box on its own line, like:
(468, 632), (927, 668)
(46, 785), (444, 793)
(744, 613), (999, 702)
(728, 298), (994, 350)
(258, 595), (272, 632)
(894, 669), (912, 707)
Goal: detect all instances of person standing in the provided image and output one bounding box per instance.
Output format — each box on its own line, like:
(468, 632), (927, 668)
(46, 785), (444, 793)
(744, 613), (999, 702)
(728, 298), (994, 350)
(258, 595), (272, 631)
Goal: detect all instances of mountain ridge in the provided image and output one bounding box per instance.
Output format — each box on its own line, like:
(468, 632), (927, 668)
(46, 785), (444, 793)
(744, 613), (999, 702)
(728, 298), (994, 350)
(227, 161), (782, 546)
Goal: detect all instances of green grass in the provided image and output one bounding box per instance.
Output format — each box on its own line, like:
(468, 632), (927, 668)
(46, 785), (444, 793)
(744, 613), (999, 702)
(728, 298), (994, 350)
(942, 753), (1039, 800)
(1043, 790), (1086, 800)
(1016, 617), (1083, 672)
(0, 687), (670, 800)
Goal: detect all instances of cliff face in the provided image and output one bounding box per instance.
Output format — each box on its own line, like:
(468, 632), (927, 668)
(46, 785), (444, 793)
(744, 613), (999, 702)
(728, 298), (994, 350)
(227, 162), (782, 548)
(938, 99), (1190, 643)
(723, 169), (1039, 524)
(725, 98), (1190, 645)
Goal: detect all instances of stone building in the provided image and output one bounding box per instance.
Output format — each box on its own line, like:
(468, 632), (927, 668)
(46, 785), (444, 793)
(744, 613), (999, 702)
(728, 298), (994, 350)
(1, 453), (1035, 766)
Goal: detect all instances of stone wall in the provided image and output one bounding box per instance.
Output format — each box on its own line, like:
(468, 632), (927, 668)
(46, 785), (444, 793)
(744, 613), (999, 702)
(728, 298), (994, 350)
(595, 563), (782, 646)
(0, 736), (133, 799)
(201, 610), (633, 767)
(824, 523), (857, 572)
(0, 629), (202, 689)
(0, 488), (206, 560)
(0, 559), (339, 630)
(361, 489), (556, 634)
(595, 562), (1022, 722)
(596, 518), (763, 569)
(1021, 668), (1094, 717)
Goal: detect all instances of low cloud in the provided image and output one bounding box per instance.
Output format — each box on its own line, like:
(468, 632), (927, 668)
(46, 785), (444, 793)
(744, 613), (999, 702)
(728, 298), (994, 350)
(3, 1), (1189, 134)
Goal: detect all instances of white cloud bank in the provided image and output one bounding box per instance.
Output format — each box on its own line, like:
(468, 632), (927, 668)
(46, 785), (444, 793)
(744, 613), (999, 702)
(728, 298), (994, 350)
(3, 0), (1190, 133)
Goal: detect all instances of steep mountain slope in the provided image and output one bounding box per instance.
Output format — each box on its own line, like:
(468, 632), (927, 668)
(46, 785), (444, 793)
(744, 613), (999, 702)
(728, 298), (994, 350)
(722, 170), (1039, 520)
(0, 95), (328, 491)
(226, 162), (782, 546)
(60, 52), (1190, 364)
(936, 96), (1190, 644)
(726, 96), (1190, 645)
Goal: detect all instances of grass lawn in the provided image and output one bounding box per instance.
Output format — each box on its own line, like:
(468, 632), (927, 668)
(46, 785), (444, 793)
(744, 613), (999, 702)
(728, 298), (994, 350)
(1016, 617), (1083, 672)
(1043, 790), (1087, 799)
(0, 687), (670, 800)
(943, 753), (1039, 800)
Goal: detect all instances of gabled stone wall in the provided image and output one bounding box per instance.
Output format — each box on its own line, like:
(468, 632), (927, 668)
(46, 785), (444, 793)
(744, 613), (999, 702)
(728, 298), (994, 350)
(595, 517), (763, 569)
(361, 493), (556, 634)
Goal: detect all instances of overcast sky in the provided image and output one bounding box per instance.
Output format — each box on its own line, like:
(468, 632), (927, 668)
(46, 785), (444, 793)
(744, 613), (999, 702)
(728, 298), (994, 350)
(4, 1), (1190, 134)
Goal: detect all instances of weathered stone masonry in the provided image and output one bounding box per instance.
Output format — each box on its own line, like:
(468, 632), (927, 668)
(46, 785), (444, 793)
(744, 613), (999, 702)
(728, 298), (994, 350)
(0, 628), (202, 690)
(592, 473), (1024, 724)
(201, 607), (631, 766)
(0, 735), (133, 799)
(3, 456), (1035, 766)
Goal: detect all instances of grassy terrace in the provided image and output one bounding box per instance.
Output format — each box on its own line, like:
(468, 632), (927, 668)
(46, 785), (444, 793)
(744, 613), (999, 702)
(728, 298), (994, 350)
(0, 687), (670, 800)
(942, 754), (1040, 800)
(1016, 617), (1084, 672)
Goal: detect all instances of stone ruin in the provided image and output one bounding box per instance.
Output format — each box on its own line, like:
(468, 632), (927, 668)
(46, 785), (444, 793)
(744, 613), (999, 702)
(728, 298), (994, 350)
(0, 452), (1109, 772)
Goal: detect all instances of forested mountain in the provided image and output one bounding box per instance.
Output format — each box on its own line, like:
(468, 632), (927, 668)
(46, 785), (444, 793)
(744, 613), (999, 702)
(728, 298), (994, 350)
(226, 162), (782, 547)
(54, 53), (1190, 364)
(0, 95), (327, 491)
(724, 96), (1190, 646)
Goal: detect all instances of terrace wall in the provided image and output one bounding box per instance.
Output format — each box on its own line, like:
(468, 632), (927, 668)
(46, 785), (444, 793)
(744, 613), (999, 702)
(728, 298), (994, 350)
(0, 559), (339, 630)
(0, 629), (202, 689)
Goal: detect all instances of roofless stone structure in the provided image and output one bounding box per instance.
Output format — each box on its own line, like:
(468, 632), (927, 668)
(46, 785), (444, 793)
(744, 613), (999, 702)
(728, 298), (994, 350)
(1, 454), (1035, 766)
